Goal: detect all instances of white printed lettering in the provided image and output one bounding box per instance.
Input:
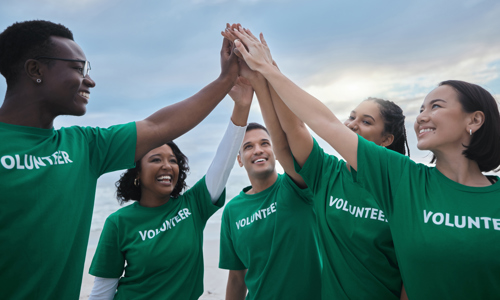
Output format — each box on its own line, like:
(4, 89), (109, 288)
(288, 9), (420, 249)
(330, 196), (339, 207)
(15, 155), (25, 169)
(139, 231), (148, 241)
(432, 213), (444, 225)
(1, 155), (15, 169)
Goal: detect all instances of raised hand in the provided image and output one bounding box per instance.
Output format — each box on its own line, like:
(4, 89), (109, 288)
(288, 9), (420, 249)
(228, 76), (254, 108)
(230, 26), (275, 74)
(219, 35), (239, 84)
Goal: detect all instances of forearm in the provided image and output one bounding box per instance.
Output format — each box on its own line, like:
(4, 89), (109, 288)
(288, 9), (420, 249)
(135, 76), (234, 161)
(225, 270), (247, 300)
(259, 64), (359, 168)
(268, 84), (313, 167)
(205, 119), (247, 203)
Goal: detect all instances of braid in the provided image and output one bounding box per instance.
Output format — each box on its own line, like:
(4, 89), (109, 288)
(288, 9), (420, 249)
(366, 98), (409, 156)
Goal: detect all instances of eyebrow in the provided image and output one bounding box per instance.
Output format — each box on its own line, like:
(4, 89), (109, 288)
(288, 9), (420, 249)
(420, 99), (446, 109)
(242, 138), (271, 148)
(351, 110), (376, 122)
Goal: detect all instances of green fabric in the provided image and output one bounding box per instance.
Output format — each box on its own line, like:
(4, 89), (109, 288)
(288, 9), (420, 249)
(219, 173), (322, 300)
(0, 121), (136, 300)
(355, 135), (500, 300)
(293, 138), (401, 299)
(90, 176), (225, 300)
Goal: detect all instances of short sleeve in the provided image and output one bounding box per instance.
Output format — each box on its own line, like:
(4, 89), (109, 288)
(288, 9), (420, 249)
(354, 135), (409, 217)
(183, 176), (226, 223)
(89, 217), (125, 278)
(218, 209), (246, 270)
(293, 138), (344, 196)
(79, 122), (137, 176)
(281, 172), (314, 205)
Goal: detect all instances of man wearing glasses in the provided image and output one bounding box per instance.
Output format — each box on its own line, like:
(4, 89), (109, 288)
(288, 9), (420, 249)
(0, 20), (238, 300)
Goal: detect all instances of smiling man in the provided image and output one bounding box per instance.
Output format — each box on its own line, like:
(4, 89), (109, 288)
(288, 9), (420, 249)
(219, 122), (322, 300)
(0, 20), (238, 300)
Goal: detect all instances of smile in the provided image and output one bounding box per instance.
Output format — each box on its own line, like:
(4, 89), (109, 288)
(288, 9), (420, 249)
(253, 158), (267, 164)
(79, 91), (90, 99)
(419, 128), (435, 134)
(157, 175), (172, 183)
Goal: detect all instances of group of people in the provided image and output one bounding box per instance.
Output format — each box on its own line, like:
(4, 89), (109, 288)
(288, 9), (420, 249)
(0, 19), (498, 300)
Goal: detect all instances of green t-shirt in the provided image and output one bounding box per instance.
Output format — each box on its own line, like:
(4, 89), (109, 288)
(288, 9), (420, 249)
(90, 176), (225, 300)
(219, 173), (322, 300)
(355, 135), (500, 300)
(0, 121), (136, 300)
(293, 138), (401, 299)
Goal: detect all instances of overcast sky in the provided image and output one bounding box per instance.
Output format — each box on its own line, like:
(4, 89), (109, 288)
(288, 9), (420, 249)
(1, 0), (499, 208)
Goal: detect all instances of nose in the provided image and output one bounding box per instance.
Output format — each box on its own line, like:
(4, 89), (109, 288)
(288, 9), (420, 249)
(345, 119), (359, 132)
(161, 161), (173, 170)
(253, 144), (264, 155)
(83, 75), (96, 88)
(416, 109), (429, 124)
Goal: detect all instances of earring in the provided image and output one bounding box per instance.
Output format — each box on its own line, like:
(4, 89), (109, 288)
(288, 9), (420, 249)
(36, 79), (41, 83)
(470, 129), (472, 136)
(134, 178), (140, 187)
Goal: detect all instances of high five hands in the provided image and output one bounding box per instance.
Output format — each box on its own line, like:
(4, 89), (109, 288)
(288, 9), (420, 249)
(221, 23), (276, 74)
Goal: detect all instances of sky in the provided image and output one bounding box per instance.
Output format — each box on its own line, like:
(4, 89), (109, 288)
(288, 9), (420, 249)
(1, 0), (500, 225)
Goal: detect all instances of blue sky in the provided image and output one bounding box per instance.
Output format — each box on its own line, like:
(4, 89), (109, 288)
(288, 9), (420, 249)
(1, 0), (499, 215)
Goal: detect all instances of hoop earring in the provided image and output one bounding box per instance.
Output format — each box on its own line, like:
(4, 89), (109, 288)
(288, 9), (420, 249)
(470, 129), (472, 136)
(134, 178), (140, 187)
(36, 79), (41, 83)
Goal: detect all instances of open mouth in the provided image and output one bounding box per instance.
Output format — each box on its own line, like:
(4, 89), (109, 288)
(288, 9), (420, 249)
(157, 175), (172, 183)
(419, 128), (435, 134)
(79, 91), (90, 99)
(253, 158), (267, 164)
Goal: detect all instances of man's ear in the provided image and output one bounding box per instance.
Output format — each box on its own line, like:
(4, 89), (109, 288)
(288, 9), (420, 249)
(24, 59), (44, 83)
(237, 154), (243, 167)
(380, 134), (394, 148)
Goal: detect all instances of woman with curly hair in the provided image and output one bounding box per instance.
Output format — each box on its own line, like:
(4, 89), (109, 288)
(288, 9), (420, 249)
(88, 76), (253, 300)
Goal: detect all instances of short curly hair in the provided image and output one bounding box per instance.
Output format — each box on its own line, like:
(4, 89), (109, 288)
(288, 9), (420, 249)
(0, 20), (73, 87)
(115, 142), (190, 205)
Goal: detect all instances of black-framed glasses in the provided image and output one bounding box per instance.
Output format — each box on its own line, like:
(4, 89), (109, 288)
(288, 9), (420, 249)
(34, 56), (91, 78)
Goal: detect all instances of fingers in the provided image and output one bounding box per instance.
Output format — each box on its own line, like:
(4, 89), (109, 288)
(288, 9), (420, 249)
(260, 33), (268, 47)
(234, 39), (250, 60)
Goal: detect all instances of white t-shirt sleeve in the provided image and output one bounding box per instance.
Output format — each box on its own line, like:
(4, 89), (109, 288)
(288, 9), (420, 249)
(88, 277), (119, 300)
(205, 120), (246, 204)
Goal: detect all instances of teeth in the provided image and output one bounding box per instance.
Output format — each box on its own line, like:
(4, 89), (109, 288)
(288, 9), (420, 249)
(254, 158), (266, 163)
(79, 92), (89, 99)
(419, 128), (434, 134)
(157, 175), (171, 181)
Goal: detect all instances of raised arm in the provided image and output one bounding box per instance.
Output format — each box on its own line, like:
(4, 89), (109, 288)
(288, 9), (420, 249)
(232, 27), (359, 170)
(237, 58), (306, 187)
(134, 37), (239, 161)
(205, 77), (251, 203)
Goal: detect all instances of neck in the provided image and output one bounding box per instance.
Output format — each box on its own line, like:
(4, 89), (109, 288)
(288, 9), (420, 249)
(434, 149), (490, 187)
(246, 171), (279, 194)
(139, 193), (171, 207)
(0, 89), (56, 128)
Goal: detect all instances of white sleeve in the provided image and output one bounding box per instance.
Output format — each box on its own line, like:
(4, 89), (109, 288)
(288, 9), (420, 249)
(88, 277), (119, 300)
(205, 120), (247, 204)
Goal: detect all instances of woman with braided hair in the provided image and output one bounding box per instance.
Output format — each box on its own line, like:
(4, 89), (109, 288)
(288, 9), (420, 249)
(221, 25), (410, 300)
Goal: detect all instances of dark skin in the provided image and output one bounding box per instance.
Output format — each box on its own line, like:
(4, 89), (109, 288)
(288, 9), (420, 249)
(0, 35), (239, 161)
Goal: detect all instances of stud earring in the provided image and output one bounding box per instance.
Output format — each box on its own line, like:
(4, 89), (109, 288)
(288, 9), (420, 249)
(134, 178), (140, 186)
(36, 79), (41, 83)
